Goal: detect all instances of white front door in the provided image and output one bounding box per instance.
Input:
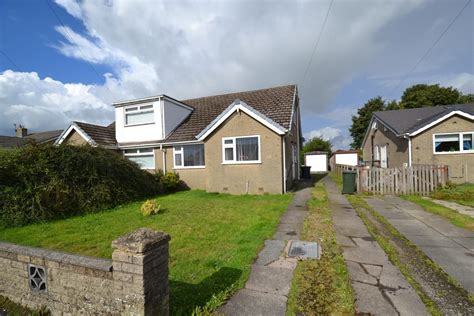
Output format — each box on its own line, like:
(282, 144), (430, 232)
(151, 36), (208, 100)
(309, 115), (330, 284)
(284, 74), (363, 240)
(380, 145), (388, 168)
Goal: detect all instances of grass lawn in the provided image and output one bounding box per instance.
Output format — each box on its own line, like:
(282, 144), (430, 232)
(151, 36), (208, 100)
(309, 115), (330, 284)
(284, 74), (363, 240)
(287, 179), (354, 315)
(431, 183), (474, 208)
(402, 195), (474, 232)
(0, 190), (292, 314)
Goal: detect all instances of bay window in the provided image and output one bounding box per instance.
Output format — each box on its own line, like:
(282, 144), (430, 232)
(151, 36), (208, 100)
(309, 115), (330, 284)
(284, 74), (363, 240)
(124, 148), (155, 169)
(434, 132), (474, 153)
(222, 135), (260, 164)
(125, 104), (154, 126)
(174, 144), (205, 168)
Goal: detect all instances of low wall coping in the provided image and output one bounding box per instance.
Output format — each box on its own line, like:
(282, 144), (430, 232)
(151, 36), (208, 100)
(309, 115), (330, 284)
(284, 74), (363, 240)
(112, 228), (171, 254)
(0, 241), (112, 272)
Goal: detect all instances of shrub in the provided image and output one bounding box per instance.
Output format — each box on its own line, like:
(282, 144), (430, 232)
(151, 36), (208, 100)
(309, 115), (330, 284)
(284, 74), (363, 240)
(141, 199), (161, 216)
(0, 144), (163, 227)
(160, 171), (182, 192)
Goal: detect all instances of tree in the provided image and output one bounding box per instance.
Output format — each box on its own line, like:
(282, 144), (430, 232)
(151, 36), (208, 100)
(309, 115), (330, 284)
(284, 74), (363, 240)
(399, 84), (462, 109)
(301, 137), (332, 164)
(349, 96), (385, 149)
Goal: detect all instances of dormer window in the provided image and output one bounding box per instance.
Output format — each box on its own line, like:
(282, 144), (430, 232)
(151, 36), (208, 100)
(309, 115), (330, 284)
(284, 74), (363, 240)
(125, 105), (154, 126)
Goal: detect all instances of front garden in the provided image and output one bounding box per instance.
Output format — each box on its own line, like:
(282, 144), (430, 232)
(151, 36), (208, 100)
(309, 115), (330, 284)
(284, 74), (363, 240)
(0, 190), (291, 314)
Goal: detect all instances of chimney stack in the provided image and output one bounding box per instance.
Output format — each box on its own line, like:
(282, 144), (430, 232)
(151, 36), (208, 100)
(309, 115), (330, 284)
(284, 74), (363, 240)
(15, 124), (28, 138)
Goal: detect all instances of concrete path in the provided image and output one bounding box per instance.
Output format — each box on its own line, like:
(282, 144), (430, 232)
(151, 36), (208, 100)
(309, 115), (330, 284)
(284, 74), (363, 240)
(365, 196), (474, 294)
(325, 178), (428, 316)
(219, 182), (312, 315)
(422, 197), (474, 218)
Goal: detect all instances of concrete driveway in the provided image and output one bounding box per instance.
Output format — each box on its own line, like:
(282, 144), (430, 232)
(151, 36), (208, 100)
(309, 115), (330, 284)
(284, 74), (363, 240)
(365, 196), (474, 294)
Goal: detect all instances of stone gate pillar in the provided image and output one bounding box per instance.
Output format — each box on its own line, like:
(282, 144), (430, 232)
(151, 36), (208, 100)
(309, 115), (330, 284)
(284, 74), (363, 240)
(112, 228), (171, 316)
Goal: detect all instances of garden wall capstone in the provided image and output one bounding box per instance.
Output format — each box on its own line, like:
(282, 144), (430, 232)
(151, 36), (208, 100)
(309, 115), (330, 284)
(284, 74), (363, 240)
(0, 228), (170, 315)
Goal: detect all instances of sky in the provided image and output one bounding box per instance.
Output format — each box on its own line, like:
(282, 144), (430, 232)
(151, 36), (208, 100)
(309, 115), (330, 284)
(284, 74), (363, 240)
(0, 0), (473, 149)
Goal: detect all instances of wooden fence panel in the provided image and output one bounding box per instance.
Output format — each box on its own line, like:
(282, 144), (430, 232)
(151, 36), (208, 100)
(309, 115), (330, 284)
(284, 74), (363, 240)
(334, 164), (448, 195)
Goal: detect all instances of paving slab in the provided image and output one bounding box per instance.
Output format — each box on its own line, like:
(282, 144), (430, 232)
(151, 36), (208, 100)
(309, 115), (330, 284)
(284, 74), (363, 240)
(221, 181), (313, 315)
(423, 197), (474, 218)
(365, 196), (474, 294)
(325, 178), (428, 316)
(255, 240), (285, 266)
(245, 265), (293, 296)
(219, 289), (287, 316)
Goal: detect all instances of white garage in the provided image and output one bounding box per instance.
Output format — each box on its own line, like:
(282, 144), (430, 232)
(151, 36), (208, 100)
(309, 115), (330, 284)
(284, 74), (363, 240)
(304, 151), (328, 173)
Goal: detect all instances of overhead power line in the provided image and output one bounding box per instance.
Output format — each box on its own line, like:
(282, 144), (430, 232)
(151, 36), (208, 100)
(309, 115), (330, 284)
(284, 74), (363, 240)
(44, 0), (111, 92)
(390, 0), (471, 98)
(301, 0), (334, 86)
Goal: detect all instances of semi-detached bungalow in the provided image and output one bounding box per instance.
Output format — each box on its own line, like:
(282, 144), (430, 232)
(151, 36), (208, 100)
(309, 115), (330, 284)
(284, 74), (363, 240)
(362, 103), (474, 183)
(55, 85), (302, 194)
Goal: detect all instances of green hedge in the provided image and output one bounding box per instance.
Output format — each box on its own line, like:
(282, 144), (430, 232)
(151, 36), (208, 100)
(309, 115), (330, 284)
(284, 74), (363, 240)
(0, 144), (163, 227)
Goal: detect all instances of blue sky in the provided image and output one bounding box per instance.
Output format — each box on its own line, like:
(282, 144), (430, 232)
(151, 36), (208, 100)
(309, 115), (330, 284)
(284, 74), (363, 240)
(0, 0), (473, 148)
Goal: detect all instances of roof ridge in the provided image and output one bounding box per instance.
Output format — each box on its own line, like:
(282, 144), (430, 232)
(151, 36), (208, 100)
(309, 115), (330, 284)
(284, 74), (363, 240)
(181, 84), (296, 103)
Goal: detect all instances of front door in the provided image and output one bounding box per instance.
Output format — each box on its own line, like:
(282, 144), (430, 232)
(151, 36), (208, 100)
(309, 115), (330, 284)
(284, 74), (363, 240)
(380, 145), (388, 168)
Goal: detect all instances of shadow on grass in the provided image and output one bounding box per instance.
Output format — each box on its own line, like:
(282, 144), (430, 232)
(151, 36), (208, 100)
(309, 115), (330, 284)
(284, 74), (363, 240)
(170, 266), (242, 314)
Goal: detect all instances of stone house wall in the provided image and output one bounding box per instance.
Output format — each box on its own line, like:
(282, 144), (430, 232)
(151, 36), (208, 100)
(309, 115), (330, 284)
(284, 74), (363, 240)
(0, 228), (170, 316)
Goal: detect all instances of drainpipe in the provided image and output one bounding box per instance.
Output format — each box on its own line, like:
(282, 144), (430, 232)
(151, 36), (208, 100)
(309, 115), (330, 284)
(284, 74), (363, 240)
(160, 143), (166, 173)
(283, 137), (287, 194)
(408, 136), (412, 167)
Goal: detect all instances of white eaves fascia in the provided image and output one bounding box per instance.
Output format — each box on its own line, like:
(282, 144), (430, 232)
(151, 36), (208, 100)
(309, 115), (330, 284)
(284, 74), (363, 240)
(196, 99), (287, 141)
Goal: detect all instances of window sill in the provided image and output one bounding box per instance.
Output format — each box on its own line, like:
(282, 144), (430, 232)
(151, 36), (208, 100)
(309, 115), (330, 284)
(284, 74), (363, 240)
(433, 151), (474, 155)
(222, 161), (262, 165)
(173, 166), (206, 170)
(124, 122), (155, 127)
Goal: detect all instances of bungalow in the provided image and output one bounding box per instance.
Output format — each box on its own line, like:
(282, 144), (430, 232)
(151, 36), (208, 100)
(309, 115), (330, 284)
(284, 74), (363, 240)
(56, 85), (302, 194)
(0, 125), (63, 149)
(362, 104), (474, 183)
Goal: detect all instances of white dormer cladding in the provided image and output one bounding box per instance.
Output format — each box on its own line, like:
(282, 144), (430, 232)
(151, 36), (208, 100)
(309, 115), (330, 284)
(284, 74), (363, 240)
(113, 95), (193, 144)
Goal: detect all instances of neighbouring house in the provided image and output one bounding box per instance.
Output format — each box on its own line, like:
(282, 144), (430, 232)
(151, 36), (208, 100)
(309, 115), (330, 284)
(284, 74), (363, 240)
(329, 149), (359, 170)
(304, 151), (328, 173)
(0, 125), (63, 149)
(56, 85), (302, 194)
(55, 121), (117, 149)
(362, 104), (474, 183)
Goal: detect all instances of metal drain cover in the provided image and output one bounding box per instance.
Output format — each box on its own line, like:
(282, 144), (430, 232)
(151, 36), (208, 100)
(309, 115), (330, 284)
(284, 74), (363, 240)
(288, 241), (320, 259)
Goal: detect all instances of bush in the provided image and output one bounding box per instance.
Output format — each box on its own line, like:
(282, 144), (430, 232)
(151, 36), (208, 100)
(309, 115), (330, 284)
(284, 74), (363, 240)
(0, 144), (163, 227)
(141, 199), (161, 216)
(157, 171), (183, 192)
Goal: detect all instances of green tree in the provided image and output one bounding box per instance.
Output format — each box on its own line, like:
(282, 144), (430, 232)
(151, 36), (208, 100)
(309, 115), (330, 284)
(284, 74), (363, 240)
(301, 137), (332, 164)
(349, 96), (386, 149)
(399, 84), (462, 108)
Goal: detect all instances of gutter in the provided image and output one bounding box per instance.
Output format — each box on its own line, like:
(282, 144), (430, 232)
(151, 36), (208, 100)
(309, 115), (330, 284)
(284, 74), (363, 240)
(282, 137), (287, 193)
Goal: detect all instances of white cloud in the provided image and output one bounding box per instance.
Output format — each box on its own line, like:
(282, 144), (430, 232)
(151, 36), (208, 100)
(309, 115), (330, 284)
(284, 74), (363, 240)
(54, 0), (83, 19)
(438, 72), (474, 94)
(304, 127), (352, 150)
(4, 0), (471, 138)
(0, 70), (112, 135)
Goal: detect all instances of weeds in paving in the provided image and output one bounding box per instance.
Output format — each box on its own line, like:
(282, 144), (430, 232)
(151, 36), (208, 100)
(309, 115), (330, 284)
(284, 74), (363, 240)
(287, 181), (354, 315)
(402, 195), (474, 232)
(430, 183), (474, 208)
(348, 195), (474, 315)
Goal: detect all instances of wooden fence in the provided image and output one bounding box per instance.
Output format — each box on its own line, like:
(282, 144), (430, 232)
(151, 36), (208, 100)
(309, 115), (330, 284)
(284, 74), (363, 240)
(335, 164), (449, 195)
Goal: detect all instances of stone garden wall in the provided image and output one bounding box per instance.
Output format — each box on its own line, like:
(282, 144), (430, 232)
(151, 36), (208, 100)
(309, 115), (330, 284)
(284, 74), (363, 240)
(0, 228), (170, 315)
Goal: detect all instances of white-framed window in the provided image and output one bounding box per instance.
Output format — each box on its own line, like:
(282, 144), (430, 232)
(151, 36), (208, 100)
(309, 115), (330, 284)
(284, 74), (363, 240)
(222, 135), (261, 164)
(173, 144), (205, 168)
(124, 148), (155, 169)
(124, 104), (154, 126)
(433, 132), (474, 154)
(374, 145), (380, 160)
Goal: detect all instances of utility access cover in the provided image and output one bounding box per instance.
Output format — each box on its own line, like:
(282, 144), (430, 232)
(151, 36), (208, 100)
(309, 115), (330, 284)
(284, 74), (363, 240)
(288, 241), (320, 260)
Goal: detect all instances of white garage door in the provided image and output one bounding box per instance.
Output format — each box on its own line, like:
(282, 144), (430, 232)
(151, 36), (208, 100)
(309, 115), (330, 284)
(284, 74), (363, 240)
(305, 154), (327, 172)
